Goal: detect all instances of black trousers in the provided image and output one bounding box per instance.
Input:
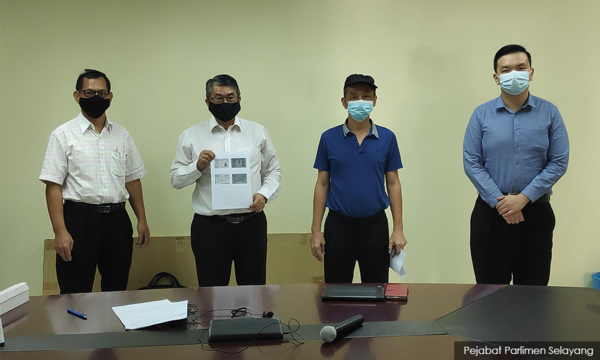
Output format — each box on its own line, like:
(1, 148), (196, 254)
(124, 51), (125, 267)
(323, 210), (390, 283)
(191, 212), (268, 287)
(470, 196), (555, 286)
(56, 203), (133, 294)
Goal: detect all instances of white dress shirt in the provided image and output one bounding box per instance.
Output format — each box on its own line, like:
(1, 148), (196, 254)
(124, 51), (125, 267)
(39, 113), (146, 204)
(170, 116), (282, 216)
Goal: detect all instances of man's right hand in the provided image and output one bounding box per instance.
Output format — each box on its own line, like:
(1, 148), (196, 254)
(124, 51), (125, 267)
(197, 150), (216, 172)
(503, 211), (525, 225)
(54, 229), (74, 262)
(311, 232), (326, 262)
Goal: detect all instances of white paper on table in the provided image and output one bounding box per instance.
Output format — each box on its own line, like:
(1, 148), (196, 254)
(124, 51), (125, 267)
(112, 299), (188, 330)
(390, 249), (407, 277)
(210, 151), (253, 210)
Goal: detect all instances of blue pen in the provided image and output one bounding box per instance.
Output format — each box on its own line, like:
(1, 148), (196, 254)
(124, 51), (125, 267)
(67, 308), (88, 320)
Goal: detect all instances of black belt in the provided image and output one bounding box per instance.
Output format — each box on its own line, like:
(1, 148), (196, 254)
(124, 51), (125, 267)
(215, 212), (255, 224)
(65, 200), (126, 213)
(502, 193), (551, 203)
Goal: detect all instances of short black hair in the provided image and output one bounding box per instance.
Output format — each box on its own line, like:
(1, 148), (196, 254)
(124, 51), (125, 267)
(75, 69), (111, 91)
(493, 44), (532, 73)
(205, 74), (241, 99)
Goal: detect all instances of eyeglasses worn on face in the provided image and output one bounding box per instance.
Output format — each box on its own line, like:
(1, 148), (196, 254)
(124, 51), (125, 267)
(210, 96), (239, 104)
(80, 90), (110, 99)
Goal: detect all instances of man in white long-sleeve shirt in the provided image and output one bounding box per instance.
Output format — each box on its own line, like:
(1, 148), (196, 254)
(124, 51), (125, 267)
(170, 74), (282, 287)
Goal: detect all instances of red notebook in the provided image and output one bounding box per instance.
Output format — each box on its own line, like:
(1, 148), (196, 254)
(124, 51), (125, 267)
(385, 283), (409, 300)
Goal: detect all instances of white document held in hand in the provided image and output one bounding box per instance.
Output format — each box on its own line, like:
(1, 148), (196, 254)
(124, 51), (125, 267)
(390, 249), (407, 277)
(211, 151), (253, 210)
(112, 299), (188, 330)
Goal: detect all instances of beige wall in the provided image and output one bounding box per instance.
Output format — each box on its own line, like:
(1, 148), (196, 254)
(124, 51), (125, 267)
(1, 0), (599, 295)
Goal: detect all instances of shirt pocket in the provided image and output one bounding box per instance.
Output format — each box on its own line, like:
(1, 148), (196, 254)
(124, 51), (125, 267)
(527, 129), (550, 153)
(111, 147), (127, 177)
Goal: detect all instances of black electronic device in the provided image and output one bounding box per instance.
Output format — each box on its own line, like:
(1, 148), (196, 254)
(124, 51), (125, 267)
(208, 317), (283, 343)
(321, 285), (385, 301)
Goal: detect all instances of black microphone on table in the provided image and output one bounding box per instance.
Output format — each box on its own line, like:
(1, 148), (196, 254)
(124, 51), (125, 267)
(320, 315), (364, 343)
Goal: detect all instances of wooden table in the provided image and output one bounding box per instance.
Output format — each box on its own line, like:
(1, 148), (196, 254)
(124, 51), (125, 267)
(5, 283), (596, 359)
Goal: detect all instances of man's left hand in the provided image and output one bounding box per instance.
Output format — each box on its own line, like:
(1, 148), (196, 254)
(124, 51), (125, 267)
(136, 220), (150, 248)
(503, 210), (525, 224)
(496, 194), (530, 216)
(389, 230), (407, 256)
(249, 193), (267, 213)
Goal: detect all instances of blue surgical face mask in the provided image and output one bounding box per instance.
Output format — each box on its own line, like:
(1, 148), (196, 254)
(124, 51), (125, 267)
(498, 70), (530, 95)
(347, 100), (373, 122)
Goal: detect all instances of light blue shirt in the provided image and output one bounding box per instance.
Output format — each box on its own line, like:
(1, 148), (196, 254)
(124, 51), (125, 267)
(463, 95), (569, 207)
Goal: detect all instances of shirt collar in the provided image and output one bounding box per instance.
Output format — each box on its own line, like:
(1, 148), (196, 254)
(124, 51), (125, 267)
(76, 112), (113, 134)
(343, 119), (379, 138)
(494, 94), (537, 111)
(209, 116), (241, 131)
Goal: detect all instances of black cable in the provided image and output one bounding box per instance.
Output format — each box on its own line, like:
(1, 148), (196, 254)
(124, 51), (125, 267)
(198, 321), (283, 354)
(133, 303), (305, 356)
(230, 307), (252, 318)
(284, 318), (305, 345)
(281, 318), (305, 359)
(186, 305), (256, 329)
(196, 315), (304, 355)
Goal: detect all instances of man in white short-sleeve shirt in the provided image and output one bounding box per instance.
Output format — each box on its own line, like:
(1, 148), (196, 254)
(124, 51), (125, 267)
(39, 69), (150, 294)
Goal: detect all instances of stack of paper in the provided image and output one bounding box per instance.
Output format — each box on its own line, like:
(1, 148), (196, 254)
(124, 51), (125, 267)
(112, 299), (188, 330)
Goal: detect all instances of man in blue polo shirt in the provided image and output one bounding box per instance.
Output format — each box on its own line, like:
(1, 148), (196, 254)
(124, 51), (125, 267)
(310, 74), (407, 283)
(463, 44), (569, 285)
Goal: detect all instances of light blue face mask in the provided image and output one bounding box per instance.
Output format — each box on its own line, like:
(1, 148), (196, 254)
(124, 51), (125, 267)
(347, 100), (373, 122)
(499, 70), (530, 95)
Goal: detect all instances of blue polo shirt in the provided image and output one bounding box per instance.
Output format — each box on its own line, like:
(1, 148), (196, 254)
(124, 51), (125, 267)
(314, 120), (403, 218)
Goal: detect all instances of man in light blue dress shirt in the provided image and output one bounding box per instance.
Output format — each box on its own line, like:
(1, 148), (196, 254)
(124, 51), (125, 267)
(463, 45), (569, 286)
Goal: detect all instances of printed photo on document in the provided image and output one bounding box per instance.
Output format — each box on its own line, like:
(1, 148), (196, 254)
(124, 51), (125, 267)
(211, 151), (252, 210)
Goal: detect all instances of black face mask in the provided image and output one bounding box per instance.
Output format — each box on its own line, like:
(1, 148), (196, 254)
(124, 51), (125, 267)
(208, 101), (241, 122)
(79, 95), (110, 119)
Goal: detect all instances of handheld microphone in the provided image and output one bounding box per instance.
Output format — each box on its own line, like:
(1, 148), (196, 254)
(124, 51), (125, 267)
(319, 314), (364, 343)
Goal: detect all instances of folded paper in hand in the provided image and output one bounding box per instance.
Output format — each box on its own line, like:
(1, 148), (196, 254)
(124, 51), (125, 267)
(390, 249), (407, 277)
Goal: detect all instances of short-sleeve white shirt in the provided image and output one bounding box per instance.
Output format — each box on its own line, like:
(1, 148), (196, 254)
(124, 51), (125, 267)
(39, 113), (146, 204)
